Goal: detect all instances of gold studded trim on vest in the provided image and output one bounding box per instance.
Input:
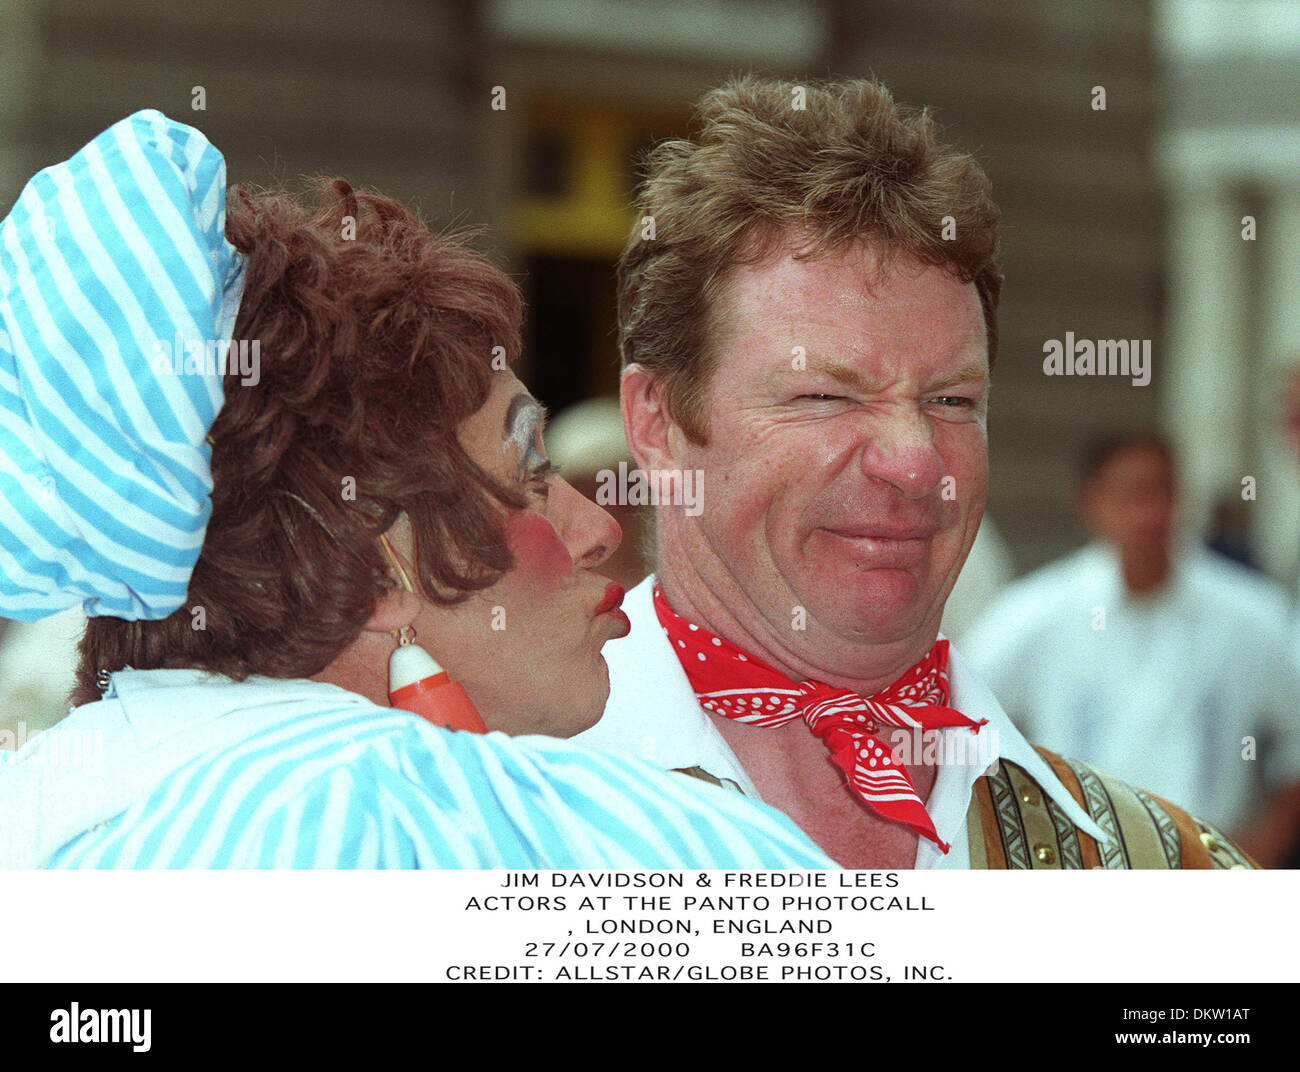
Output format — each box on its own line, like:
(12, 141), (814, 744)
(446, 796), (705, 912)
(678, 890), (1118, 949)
(1193, 816), (1255, 869)
(968, 748), (1259, 870)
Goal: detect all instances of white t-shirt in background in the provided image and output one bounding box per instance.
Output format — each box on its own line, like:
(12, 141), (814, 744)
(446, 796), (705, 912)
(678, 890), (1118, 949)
(962, 544), (1300, 833)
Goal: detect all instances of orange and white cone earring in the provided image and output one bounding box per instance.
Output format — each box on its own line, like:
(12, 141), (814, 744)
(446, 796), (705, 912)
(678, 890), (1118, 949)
(379, 534), (487, 734)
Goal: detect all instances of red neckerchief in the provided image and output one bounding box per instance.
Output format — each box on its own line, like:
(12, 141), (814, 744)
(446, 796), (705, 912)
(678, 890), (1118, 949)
(653, 585), (986, 852)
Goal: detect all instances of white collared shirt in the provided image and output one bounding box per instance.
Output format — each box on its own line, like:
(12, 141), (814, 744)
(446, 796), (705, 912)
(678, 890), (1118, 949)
(574, 576), (1109, 868)
(963, 543), (1300, 832)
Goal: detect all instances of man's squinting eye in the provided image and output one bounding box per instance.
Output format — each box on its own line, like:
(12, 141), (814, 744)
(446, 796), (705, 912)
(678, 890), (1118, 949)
(792, 392), (982, 410)
(796, 393), (976, 406)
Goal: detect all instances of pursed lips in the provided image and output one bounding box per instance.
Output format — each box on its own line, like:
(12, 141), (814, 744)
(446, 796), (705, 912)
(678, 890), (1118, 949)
(593, 582), (625, 616)
(592, 582), (631, 639)
(818, 525), (937, 565)
(824, 524), (936, 541)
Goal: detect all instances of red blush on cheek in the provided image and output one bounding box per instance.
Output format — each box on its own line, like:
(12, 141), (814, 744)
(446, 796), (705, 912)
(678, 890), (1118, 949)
(505, 511), (572, 592)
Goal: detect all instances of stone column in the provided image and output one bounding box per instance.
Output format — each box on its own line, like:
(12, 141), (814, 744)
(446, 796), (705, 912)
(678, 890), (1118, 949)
(1161, 181), (1253, 537)
(1254, 187), (1300, 584)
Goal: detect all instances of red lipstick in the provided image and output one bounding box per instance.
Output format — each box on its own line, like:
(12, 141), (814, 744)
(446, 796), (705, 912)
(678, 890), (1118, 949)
(594, 582), (625, 616)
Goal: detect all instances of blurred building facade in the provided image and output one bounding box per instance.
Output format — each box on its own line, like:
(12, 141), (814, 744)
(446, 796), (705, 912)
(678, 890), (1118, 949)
(1, 0), (1182, 583)
(1157, 0), (1300, 585)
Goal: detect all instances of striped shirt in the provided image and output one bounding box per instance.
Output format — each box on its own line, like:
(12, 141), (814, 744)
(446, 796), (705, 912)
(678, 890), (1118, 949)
(0, 671), (834, 869)
(0, 109), (241, 623)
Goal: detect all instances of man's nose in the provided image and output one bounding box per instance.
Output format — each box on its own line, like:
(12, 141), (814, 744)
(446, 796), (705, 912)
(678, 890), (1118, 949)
(551, 477), (623, 569)
(857, 408), (944, 498)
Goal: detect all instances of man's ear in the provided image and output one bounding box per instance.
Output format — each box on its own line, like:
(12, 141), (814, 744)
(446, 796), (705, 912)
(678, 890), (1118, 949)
(622, 363), (685, 471)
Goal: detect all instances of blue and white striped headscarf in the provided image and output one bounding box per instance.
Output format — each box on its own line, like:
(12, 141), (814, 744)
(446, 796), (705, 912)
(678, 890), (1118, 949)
(0, 110), (244, 622)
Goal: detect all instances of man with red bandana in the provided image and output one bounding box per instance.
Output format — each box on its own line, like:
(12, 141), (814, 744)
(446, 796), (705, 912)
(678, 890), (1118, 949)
(574, 75), (1253, 870)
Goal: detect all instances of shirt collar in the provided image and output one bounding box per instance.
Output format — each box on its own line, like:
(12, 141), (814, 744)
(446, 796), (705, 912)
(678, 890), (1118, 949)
(101, 668), (373, 748)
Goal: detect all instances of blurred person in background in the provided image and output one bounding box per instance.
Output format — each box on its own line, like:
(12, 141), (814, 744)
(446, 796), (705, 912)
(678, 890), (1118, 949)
(962, 433), (1300, 865)
(544, 397), (649, 590)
